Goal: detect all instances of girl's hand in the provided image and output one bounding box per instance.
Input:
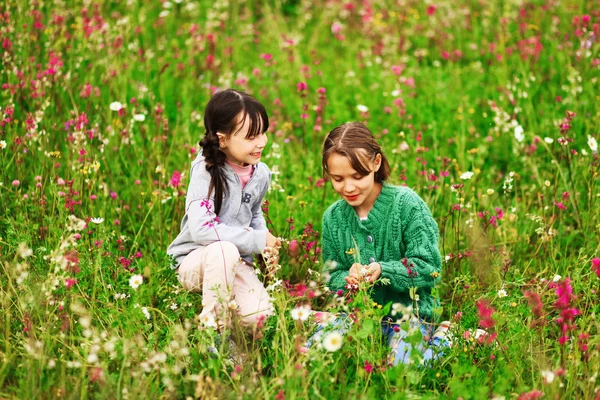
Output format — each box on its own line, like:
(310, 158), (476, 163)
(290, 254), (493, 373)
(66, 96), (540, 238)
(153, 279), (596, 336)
(345, 263), (362, 285)
(366, 262), (382, 283)
(266, 231), (281, 248)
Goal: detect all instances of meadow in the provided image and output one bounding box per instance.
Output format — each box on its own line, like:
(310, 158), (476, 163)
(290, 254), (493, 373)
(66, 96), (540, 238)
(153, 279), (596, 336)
(1, 0), (599, 398)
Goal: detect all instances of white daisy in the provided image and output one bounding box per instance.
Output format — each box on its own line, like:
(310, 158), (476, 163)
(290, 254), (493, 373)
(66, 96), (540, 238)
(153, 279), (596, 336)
(541, 370), (555, 384)
(514, 125), (525, 143)
(129, 274), (143, 289)
(90, 217), (104, 224)
(199, 313), (217, 328)
(322, 331), (343, 352)
(588, 135), (598, 153)
(460, 171), (474, 180)
(356, 104), (369, 113)
(290, 304), (311, 321)
(109, 101), (123, 111)
(497, 289), (508, 298)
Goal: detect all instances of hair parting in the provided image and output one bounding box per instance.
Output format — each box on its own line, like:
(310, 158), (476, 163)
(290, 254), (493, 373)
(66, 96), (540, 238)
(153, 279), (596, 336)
(322, 122), (391, 183)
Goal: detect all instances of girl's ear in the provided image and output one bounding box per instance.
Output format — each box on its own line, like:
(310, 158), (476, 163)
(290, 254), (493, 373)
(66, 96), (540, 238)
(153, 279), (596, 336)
(216, 133), (228, 148)
(373, 153), (382, 172)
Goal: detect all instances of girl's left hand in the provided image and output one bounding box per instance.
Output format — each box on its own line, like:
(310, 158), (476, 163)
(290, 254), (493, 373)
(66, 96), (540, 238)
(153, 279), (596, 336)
(366, 262), (382, 283)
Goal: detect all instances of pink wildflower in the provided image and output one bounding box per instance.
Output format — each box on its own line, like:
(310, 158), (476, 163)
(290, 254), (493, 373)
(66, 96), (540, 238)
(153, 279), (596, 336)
(297, 82), (307, 92)
(591, 258), (600, 278)
(475, 299), (496, 329)
(169, 170), (182, 188)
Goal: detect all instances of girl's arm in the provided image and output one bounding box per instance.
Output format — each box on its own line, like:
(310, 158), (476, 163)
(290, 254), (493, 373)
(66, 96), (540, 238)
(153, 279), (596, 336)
(322, 212), (350, 292)
(249, 172), (270, 232)
(379, 198), (442, 291)
(187, 197), (267, 255)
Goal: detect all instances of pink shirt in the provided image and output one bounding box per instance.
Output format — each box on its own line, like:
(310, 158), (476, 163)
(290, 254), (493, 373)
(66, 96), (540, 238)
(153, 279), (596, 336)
(226, 160), (254, 188)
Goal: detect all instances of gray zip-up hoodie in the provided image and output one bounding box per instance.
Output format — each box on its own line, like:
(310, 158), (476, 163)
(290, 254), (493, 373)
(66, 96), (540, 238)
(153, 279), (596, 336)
(167, 153), (270, 269)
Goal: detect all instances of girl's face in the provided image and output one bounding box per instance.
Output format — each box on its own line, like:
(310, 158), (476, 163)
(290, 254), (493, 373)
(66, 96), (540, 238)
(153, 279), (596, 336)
(218, 113), (268, 166)
(327, 152), (382, 212)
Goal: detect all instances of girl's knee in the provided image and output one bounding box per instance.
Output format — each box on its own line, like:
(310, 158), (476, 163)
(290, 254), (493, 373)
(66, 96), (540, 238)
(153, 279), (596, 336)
(205, 241), (241, 270)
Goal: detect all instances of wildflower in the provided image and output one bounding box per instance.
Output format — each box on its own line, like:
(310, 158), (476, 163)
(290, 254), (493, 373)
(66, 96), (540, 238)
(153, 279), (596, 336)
(460, 171), (474, 180)
(517, 389), (544, 400)
(12, 180), (20, 186)
(227, 300), (237, 311)
(588, 135), (598, 153)
(90, 217), (104, 224)
(552, 274), (561, 282)
(554, 278), (580, 345)
(288, 239), (299, 257)
(129, 274), (143, 289)
(0, 140), (6, 149)
(109, 102), (123, 111)
(199, 313), (216, 328)
(322, 331), (343, 352)
(475, 299), (496, 329)
(541, 370), (555, 384)
(290, 304), (311, 321)
(497, 289), (508, 298)
(169, 170), (182, 188)
(364, 360), (374, 373)
(17, 243), (33, 258)
(356, 104), (369, 113)
(297, 82), (307, 92)
(591, 258), (600, 278)
(141, 307), (151, 320)
(133, 114), (145, 122)
(514, 125), (525, 142)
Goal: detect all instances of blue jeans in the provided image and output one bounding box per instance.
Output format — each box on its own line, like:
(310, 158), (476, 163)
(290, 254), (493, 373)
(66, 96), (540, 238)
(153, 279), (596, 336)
(306, 315), (449, 366)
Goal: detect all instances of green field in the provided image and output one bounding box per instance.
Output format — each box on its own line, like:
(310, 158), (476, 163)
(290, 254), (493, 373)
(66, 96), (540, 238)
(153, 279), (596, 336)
(1, 0), (599, 398)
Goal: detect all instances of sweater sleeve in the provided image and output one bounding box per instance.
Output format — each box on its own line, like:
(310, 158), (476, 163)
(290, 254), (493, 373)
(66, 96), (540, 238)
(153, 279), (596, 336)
(379, 194), (442, 291)
(322, 206), (349, 292)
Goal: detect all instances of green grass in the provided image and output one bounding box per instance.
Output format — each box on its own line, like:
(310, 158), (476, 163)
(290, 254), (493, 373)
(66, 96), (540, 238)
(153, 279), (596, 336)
(1, 0), (599, 398)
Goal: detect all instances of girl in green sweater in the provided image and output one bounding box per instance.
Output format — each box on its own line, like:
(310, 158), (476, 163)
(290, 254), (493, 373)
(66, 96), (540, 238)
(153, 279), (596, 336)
(319, 122), (449, 365)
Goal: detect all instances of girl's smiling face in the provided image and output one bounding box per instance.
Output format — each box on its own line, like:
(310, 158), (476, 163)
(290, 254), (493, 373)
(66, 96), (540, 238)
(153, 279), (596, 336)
(218, 112), (268, 166)
(327, 151), (382, 216)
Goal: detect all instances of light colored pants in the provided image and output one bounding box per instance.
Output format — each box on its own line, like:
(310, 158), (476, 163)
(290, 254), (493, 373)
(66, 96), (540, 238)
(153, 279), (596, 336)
(177, 241), (273, 327)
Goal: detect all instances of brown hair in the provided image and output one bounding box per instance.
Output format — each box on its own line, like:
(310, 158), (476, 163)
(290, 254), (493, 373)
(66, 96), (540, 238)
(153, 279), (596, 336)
(322, 122), (391, 183)
(200, 89), (269, 215)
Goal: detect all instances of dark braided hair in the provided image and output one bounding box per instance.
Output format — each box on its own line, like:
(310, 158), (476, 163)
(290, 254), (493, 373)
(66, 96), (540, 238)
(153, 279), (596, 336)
(200, 89), (269, 215)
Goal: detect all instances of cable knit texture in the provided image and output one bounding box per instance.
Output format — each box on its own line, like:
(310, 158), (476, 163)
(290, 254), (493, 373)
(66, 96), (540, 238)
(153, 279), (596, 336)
(322, 184), (442, 321)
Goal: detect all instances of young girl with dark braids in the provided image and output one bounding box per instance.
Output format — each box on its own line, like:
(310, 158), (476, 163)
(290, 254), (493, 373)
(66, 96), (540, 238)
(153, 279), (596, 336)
(168, 89), (279, 330)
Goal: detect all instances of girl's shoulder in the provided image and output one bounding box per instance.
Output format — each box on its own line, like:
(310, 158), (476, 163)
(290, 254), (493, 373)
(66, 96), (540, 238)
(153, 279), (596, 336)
(323, 198), (351, 222)
(254, 161), (271, 180)
(383, 184), (426, 206)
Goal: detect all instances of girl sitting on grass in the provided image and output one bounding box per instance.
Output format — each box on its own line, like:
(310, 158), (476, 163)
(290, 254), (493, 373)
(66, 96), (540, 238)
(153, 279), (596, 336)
(168, 89), (280, 331)
(319, 122), (449, 365)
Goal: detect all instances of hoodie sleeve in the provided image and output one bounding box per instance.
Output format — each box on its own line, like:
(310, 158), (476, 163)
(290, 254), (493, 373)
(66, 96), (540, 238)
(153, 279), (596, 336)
(249, 166), (270, 232)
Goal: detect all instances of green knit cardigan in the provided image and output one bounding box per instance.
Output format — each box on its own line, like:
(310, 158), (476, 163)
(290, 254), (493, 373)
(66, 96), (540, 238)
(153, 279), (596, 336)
(321, 184), (443, 321)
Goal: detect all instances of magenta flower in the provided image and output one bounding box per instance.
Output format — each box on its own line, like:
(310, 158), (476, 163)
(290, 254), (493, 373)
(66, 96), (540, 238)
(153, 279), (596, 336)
(297, 82), (307, 92)
(476, 299), (496, 329)
(169, 170), (182, 188)
(591, 258), (600, 278)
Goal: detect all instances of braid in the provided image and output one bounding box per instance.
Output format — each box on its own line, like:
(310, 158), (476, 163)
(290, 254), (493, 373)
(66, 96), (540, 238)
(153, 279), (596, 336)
(200, 130), (228, 215)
